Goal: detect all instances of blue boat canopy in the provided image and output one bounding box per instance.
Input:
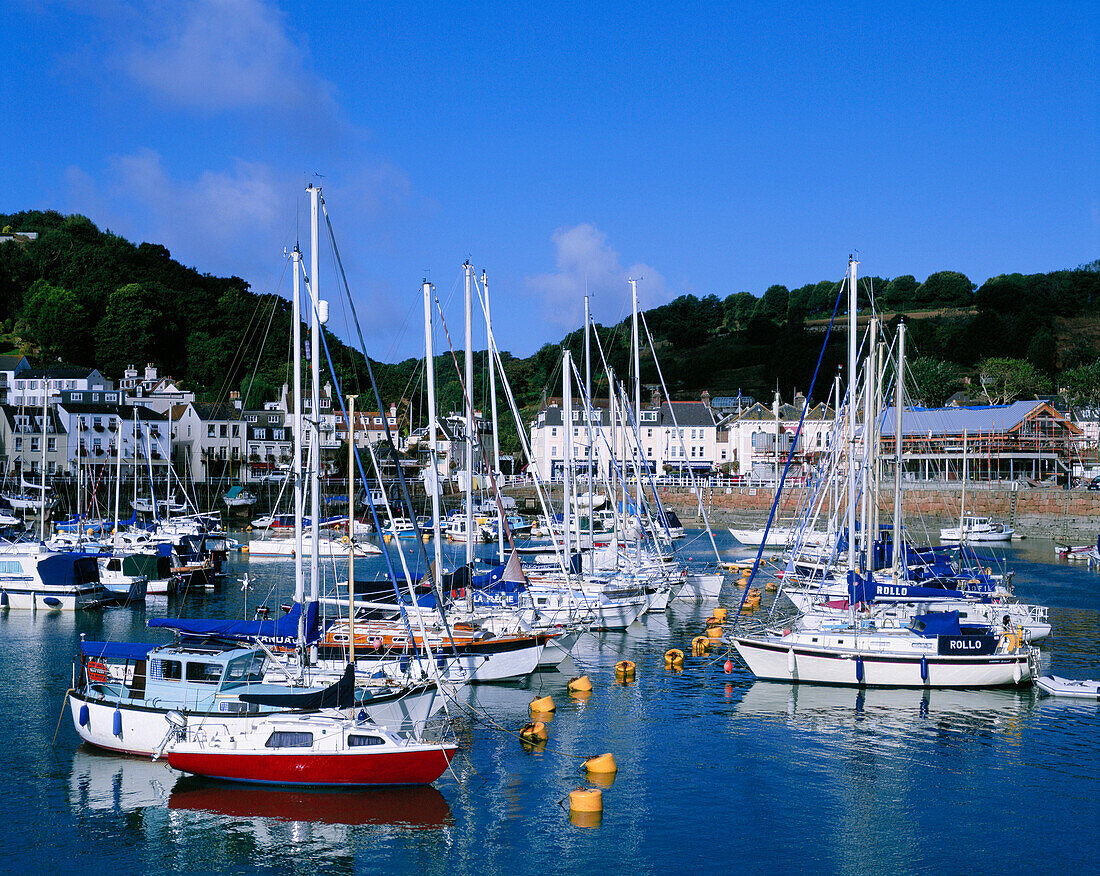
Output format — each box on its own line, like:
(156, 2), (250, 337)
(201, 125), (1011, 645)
(80, 641), (156, 661)
(225, 486), (243, 499)
(148, 601), (320, 645)
(908, 610), (962, 637)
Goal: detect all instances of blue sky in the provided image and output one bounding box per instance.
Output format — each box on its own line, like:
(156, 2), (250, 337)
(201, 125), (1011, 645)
(5, 1), (1097, 363)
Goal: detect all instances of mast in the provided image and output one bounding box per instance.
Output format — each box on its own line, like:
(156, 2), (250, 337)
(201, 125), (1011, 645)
(39, 391), (48, 542)
(347, 393), (357, 668)
(291, 245), (305, 646)
(485, 270), (504, 562)
(892, 321), (906, 582)
(424, 280), (444, 582)
(112, 408), (122, 547)
(307, 184), (321, 620)
(630, 278), (642, 512)
(861, 318), (877, 571)
(960, 429), (968, 538)
(463, 261), (474, 569)
(608, 367), (619, 543)
(846, 256), (859, 576)
(584, 294), (594, 574)
(562, 349), (574, 570)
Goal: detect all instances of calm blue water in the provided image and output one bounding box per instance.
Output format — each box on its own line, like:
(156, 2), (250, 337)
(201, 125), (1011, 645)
(3, 531), (1098, 875)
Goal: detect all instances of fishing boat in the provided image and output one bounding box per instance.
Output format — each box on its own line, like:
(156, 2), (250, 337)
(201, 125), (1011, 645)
(163, 711), (456, 786)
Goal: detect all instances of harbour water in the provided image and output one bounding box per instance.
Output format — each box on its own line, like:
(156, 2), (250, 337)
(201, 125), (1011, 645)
(4, 531), (1098, 875)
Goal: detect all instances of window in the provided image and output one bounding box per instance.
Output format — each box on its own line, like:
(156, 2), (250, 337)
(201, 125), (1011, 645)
(225, 652), (267, 683)
(551, 427), (558, 437)
(30, 438), (39, 452)
(348, 734), (386, 747)
(208, 425), (216, 437)
(185, 662), (223, 684)
(265, 731), (314, 748)
(220, 424), (227, 437)
(152, 659), (182, 681)
(232, 424), (240, 437)
(14, 438), (21, 451)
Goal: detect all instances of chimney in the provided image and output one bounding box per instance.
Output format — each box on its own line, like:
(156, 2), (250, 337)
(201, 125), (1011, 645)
(650, 388), (662, 409)
(701, 390), (711, 409)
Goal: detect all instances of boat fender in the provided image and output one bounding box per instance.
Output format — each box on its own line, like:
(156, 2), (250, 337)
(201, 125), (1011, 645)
(740, 568), (752, 579)
(112, 708), (122, 738)
(855, 656), (865, 684)
(78, 704), (89, 727)
(787, 648), (796, 675)
(920, 656), (928, 682)
(985, 567), (992, 576)
(664, 649), (684, 669)
(530, 696), (556, 714)
(0, 591), (7, 608)
(707, 625), (724, 637)
(1013, 661), (1022, 684)
(584, 753), (617, 775)
(1000, 633), (1018, 652)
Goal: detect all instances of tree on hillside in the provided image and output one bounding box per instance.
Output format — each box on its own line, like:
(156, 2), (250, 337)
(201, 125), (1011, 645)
(722, 292), (757, 330)
(883, 275), (918, 310)
(21, 279), (92, 364)
(95, 283), (161, 377)
(1060, 359), (1100, 410)
(909, 357), (964, 407)
(916, 271), (974, 307)
(759, 285), (789, 321)
(977, 357), (1050, 404)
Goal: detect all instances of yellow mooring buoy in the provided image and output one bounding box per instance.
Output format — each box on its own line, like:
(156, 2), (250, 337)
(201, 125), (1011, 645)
(584, 753), (618, 775)
(568, 788), (603, 827)
(691, 635), (709, 656)
(519, 721), (548, 743)
(615, 660), (636, 681)
(664, 648), (684, 669)
(529, 695), (556, 714)
(567, 675), (593, 692)
(712, 607), (728, 622)
(706, 626), (723, 639)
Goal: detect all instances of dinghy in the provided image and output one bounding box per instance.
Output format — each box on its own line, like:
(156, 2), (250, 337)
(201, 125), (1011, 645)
(1035, 675), (1100, 698)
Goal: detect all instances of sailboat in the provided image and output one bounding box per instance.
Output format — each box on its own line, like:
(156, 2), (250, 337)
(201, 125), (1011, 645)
(732, 258), (1039, 688)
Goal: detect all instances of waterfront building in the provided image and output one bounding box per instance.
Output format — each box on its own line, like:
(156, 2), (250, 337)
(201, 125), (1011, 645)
(9, 367), (111, 409)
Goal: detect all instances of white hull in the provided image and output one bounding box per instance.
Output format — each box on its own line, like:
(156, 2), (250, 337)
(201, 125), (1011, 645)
(69, 686), (443, 758)
(729, 527), (829, 548)
(732, 637), (1032, 688)
(247, 537), (380, 558)
(939, 528), (1013, 542)
(2, 585), (101, 611)
(1035, 675), (1100, 698)
(676, 573), (723, 600)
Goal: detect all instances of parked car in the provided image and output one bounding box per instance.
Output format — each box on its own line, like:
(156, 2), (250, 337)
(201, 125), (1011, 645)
(1087, 476), (1100, 492)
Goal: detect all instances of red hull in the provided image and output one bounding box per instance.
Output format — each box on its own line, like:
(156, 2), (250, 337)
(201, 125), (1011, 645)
(167, 746), (457, 786)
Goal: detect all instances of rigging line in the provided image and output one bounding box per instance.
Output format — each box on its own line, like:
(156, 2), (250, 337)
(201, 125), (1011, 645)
(735, 269), (848, 619)
(638, 310), (721, 562)
(319, 203), (436, 588)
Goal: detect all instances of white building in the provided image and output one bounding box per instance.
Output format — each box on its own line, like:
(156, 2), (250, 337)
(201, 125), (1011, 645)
(56, 389), (170, 478)
(10, 367), (111, 409)
(719, 394), (836, 483)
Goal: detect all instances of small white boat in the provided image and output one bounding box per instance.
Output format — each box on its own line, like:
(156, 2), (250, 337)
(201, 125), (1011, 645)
(939, 516), (1013, 543)
(1035, 675), (1100, 698)
(729, 526), (829, 548)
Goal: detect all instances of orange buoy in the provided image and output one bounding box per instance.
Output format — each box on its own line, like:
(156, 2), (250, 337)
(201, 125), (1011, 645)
(615, 660), (635, 681)
(569, 788), (603, 813)
(584, 753), (618, 775)
(724, 659), (733, 674)
(567, 675), (593, 692)
(712, 607), (728, 622)
(519, 721), (548, 742)
(691, 635), (709, 655)
(706, 626), (723, 639)
(664, 648), (684, 669)
(740, 567), (752, 578)
(530, 695), (556, 713)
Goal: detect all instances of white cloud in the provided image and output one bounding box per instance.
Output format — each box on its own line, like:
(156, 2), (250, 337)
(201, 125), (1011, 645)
(525, 223), (667, 329)
(122, 0), (337, 116)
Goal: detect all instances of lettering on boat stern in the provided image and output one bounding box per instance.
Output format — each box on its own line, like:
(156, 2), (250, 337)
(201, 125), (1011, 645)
(937, 635), (996, 656)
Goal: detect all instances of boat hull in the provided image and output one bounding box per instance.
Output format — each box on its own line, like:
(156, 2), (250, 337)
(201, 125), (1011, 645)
(732, 637), (1032, 688)
(167, 745), (457, 786)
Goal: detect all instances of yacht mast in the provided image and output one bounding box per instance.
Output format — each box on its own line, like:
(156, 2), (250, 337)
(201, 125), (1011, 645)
(307, 185), (321, 625)
(892, 321), (906, 582)
(290, 245), (305, 645)
(846, 256), (859, 575)
(463, 261), (474, 570)
(563, 350), (574, 569)
(484, 270), (504, 562)
(424, 280), (444, 582)
(630, 278), (642, 513)
(584, 294), (594, 574)
(347, 393), (357, 667)
(40, 391), (48, 542)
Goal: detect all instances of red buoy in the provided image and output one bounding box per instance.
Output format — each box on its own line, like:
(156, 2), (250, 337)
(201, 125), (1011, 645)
(724, 659), (733, 674)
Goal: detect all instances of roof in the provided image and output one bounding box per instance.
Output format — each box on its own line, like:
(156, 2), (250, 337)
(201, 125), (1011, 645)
(191, 402), (240, 422)
(0, 404), (66, 433)
(658, 401), (715, 427)
(59, 402), (166, 421)
(0, 355), (29, 373)
(19, 367), (103, 380)
(879, 400), (1079, 438)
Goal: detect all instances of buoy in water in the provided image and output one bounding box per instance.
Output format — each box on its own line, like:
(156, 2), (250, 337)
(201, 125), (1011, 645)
(706, 626), (723, 639)
(567, 675), (592, 692)
(584, 753), (617, 775)
(664, 648), (684, 669)
(569, 788), (603, 813)
(530, 695), (556, 713)
(615, 660), (635, 681)
(519, 721), (548, 743)
(691, 635), (709, 655)
(712, 607), (728, 622)
(740, 568), (752, 579)
(765, 581), (778, 592)
(724, 659), (733, 674)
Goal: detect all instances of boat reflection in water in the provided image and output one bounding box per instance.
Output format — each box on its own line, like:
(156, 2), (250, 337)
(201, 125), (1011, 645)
(69, 744), (452, 844)
(735, 680), (1036, 738)
(169, 780), (451, 829)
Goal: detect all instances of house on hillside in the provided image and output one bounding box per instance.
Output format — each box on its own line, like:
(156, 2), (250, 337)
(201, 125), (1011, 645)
(10, 367), (111, 409)
(719, 393), (835, 482)
(0, 404), (67, 477)
(0, 355), (30, 406)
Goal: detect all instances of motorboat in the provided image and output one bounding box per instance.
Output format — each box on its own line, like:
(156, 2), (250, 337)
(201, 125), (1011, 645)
(939, 516), (1013, 543)
(0, 544), (103, 610)
(729, 526), (830, 548)
(163, 711), (456, 786)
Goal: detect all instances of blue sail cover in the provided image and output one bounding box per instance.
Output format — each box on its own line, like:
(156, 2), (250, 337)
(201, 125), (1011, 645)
(908, 611), (962, 637)
(874, 582), (973, 601)
(147, 601), (320, 647)
(846, 571), (876, 604)
(80, 641), (156, 661)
